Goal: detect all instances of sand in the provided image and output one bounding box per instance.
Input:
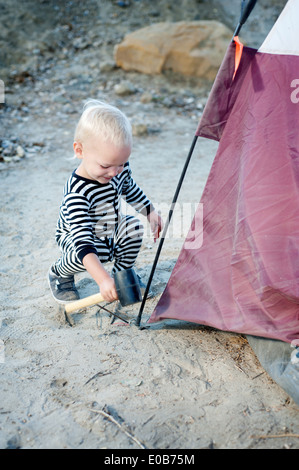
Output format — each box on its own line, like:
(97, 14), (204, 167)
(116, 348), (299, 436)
(0, 0), (298, 450)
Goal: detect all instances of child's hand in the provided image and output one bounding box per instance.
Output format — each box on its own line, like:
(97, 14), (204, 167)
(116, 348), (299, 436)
(83, 253), (118, 302)
(147, 210), (163, 242)
(99, 275), (118, 302)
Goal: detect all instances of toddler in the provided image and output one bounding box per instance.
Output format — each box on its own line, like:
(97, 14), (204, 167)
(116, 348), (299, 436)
(48, 100), (163, 303)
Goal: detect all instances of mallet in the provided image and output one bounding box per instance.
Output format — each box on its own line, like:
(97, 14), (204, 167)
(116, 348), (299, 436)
(64, 268), (142, 314)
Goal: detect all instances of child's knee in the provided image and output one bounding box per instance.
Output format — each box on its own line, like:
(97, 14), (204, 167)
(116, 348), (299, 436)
(118, 215), (144, 241)
(128, 216), (144, 239)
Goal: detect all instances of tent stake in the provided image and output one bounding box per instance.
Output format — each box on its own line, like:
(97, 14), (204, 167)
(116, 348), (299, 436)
(136, 135), (198, 327)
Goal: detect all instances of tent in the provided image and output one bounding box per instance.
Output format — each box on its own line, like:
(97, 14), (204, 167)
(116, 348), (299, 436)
(146, 0), (299, 405)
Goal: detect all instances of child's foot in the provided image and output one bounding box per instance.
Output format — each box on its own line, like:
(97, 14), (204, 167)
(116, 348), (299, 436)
(48, 268), (79, 303)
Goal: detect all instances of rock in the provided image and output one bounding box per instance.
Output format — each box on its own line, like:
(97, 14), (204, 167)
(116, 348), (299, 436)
(114, 21), (233, 80)
(114, 80), (137, 96)
(73, 37), (91, 50)
(140, 92), (153, 104)
(99, 60), (116, 73)
(16, 145), (25, 158)
(0, 138), (26, 163)
(132, 123), (148, 136)
(6, 435), (21, 449)
(116, 0), (130, 6)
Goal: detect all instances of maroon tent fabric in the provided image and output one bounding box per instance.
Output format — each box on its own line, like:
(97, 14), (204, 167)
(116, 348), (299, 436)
(195, 41), (256, 141)
(149, 43), (299, 344)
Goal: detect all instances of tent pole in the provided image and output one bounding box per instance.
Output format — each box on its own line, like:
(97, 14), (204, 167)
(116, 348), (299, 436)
(136, 135), (199, 327)
(232, 0), (257, 40)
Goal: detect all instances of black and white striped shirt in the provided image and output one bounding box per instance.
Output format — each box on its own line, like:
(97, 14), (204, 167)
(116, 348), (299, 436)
(56, 162), (153, 262)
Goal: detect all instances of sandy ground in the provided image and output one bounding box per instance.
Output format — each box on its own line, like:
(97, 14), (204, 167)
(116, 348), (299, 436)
(0, 0), (298, 450)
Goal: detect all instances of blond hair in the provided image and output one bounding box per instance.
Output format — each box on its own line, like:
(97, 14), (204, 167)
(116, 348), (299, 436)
(74, 99), (132, 147)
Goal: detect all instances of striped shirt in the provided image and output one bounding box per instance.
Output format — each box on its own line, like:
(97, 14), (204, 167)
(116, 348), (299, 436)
(56, 162), (153, 262)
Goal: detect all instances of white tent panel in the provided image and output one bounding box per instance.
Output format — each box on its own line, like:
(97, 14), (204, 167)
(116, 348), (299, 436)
(259, 0), (299, 56)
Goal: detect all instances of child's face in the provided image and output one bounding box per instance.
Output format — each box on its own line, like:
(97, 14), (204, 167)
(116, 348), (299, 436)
(74, 135), (131, 184)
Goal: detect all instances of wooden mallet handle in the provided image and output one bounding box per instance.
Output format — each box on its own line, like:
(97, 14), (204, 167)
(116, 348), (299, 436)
(65, 292), (105, 314)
